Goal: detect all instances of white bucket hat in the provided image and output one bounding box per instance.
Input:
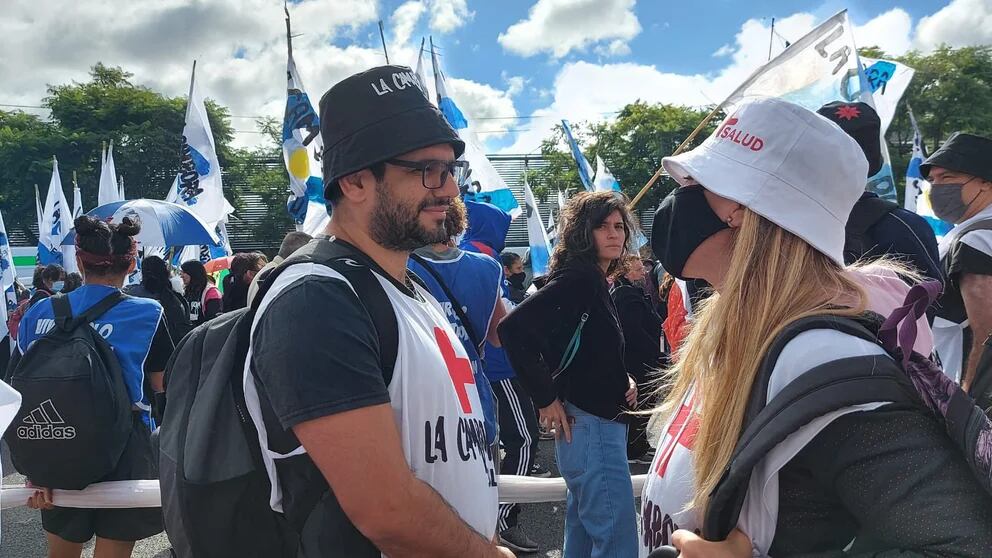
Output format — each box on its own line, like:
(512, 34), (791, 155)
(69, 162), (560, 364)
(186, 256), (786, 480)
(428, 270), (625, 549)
(662, 97), (868, 266)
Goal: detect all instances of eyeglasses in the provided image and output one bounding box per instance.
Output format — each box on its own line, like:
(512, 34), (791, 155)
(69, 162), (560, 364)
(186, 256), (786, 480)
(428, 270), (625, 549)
(386, 158), (469, 190)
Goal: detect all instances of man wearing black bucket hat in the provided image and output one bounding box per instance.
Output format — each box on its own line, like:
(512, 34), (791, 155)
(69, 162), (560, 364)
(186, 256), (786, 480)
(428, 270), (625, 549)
(816, 101), (941, 286)
(921, 132), (992, 399)
(246, 66), (510, 557)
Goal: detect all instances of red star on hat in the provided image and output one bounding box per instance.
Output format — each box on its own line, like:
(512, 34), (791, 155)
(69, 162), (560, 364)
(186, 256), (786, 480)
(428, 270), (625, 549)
(835, 105), (861, 121)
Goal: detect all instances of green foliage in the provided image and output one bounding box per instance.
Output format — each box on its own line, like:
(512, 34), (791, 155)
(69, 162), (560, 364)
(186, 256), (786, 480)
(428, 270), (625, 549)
(863, 45), (992, 203)
(0, 63), (244, 240)
(533, 102), (718, 208)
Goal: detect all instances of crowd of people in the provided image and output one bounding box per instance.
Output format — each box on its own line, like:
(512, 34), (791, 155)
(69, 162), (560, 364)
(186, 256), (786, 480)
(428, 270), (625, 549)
(3, 62), (992, 558)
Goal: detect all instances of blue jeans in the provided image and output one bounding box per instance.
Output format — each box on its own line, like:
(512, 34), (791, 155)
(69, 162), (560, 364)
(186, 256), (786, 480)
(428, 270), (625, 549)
(555, 402), (638, 558)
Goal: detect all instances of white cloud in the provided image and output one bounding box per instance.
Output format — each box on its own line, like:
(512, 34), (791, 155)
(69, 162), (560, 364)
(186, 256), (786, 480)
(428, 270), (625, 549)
(594, 39), (632, 57)
(915, 0), (992, 51)
(853, 8), (913, 54)
(391, 1), (426, 47)
(498, 0), (641, 58)
(499, 8), (922, 153)
(429, 0), (474, 33)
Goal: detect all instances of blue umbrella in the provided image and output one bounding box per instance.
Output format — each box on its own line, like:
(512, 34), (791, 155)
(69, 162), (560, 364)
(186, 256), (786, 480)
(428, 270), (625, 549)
(62, 199), (220, 247)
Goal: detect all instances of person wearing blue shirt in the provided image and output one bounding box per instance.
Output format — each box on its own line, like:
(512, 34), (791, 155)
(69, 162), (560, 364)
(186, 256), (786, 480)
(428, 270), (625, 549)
(21, 215), (173, 558)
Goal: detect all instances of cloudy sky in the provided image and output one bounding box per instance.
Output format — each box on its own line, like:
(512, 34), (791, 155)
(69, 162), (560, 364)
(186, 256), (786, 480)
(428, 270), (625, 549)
(3, 0), (990, 153)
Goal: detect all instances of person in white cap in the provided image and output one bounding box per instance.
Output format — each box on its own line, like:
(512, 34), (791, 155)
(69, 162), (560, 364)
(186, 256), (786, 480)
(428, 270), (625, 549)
(641, 97), (992, 557)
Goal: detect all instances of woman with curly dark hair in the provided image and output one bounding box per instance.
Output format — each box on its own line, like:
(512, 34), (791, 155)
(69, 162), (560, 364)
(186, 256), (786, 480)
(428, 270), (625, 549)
(499, 190), (639, 557)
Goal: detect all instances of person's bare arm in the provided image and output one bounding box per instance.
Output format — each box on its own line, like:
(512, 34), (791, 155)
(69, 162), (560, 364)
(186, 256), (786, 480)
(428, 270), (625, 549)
(486, 298), (506, 347)
(147, 371), (165, 393)
(293, 403), (511, 558)
(961, 272), (992, 390)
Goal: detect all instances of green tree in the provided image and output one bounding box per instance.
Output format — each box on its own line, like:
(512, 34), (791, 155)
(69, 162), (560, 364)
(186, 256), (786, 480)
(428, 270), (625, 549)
(860, 45), (992, 203)
(0, 63), (241, 240)
(534, 102), (718, 209)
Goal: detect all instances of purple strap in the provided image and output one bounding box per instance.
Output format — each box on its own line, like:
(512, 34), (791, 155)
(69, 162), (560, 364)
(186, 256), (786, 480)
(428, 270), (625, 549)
(878, 280), (942, 368)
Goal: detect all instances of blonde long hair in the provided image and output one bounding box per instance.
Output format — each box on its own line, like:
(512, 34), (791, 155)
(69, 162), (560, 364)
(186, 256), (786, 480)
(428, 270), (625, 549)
(659, 209), (870, 513)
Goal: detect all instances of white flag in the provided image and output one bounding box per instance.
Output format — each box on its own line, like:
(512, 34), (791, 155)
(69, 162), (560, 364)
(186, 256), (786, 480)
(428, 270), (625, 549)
(0, 208), (18, 342)
(39, 158), (70, 267)
(861, 57), (916, 201)
(98, 142), (122, 206)
(63, 183), (84, 274)
(118, 176), (125, 201)
(168, 62), (233, 225)
(523, 177), (551, 276)
(723, 11), (872, 111)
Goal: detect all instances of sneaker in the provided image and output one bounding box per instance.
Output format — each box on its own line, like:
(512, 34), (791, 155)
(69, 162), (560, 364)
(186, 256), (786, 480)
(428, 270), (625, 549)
(500, 525), (539, 554)
(628, 452), (654, 465)
(529, 463), (552, 478)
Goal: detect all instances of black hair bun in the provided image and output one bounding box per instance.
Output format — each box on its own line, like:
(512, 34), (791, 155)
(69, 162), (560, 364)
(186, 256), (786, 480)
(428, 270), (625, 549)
(114, 216), (141, 237)
(74, 215), (108, 236)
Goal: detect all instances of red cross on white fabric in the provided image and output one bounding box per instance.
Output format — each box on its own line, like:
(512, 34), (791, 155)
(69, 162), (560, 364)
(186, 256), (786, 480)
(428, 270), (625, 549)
(434, 326), (475, 413)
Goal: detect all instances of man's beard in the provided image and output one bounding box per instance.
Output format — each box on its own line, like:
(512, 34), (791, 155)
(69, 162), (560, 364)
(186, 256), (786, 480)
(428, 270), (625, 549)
(369, 179), (451, 251)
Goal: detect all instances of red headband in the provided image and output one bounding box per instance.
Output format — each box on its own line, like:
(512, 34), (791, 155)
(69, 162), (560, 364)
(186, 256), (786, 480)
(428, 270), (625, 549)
(74, 237), (137, 269)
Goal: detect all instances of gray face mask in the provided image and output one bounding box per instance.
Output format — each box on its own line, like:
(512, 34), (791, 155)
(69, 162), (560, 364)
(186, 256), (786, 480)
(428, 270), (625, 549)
(929, 180), (976, 224)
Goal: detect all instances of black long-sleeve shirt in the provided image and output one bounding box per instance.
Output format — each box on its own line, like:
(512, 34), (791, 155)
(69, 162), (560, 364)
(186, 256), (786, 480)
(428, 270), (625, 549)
(498, 264), (629, 421)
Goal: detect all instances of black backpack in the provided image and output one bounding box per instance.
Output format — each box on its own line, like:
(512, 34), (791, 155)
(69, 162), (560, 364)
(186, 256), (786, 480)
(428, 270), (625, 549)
(844, 194), (899, 264)
(159, 239), (403, 558)
(703, 281), (992, 541)
(4, 292), (133, 490)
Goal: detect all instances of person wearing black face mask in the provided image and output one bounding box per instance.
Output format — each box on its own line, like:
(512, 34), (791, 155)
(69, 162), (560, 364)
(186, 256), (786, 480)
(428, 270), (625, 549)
(500, 251), (528, 304)
(921, 132), (992, 401)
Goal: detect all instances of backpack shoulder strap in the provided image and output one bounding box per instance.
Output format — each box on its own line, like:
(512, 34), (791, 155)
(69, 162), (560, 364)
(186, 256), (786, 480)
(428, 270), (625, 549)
(409, 253), (483, 352)
(703, 352), (917, 541)
(77, 291), (128, 326)
(256, 238), (399, 385)
(744, 315), (880, 425)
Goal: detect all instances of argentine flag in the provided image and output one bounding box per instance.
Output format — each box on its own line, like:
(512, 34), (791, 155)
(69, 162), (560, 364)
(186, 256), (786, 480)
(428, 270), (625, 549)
(523, 176), (551, 276)
(283, 7), (328, 235)
(593, 155), (621, 192)
(562, 120), (594, 192)
(905, 109), (952, 238)
(39, 158), (69, 266)
(430, 44), (520, 218)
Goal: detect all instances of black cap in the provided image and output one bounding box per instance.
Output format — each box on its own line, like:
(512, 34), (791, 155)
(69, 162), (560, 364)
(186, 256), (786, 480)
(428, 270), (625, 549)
(816, 101), (882, 177)
(920, 132), (992, 183)
(319, 65), (465, 198)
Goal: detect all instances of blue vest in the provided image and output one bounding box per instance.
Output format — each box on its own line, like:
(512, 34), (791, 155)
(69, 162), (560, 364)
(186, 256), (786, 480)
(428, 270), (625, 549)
(408, 250), (502, 444)
(18, 285), (164, 427)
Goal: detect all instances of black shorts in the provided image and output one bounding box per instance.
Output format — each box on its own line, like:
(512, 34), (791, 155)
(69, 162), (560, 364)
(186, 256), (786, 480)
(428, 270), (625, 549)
(42, 413), (163, 543)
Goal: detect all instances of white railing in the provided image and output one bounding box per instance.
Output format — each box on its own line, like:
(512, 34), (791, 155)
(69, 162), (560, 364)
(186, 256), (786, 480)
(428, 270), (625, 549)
(1, 475), (649, 509)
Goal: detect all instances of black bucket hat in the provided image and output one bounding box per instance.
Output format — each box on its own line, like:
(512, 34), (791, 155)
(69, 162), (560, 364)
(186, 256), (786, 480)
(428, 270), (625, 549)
(816, 101), (882, 177)
(319, 65), (465, 197)
(920, 132), (992, 183)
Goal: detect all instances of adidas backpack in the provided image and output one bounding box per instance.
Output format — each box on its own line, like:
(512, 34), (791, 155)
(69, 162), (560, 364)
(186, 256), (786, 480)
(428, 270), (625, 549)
(4, 292), (133, 490)
(159, 239), (404, 558)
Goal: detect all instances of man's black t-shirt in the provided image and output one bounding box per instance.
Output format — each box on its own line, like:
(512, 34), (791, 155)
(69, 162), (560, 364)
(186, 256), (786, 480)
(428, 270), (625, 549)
(249, 264), (392, 557)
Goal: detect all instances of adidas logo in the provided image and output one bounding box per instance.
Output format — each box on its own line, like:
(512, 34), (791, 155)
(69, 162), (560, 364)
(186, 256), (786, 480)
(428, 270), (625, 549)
(16, 399), (76, 440)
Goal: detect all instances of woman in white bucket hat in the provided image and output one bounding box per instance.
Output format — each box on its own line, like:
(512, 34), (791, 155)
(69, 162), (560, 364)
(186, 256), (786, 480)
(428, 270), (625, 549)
(640, 97), (992, 557)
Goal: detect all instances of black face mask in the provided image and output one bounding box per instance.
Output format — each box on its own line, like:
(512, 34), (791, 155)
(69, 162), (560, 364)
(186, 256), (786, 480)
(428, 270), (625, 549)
(508, 272), (526, 289)
(651, 186), (729, 280)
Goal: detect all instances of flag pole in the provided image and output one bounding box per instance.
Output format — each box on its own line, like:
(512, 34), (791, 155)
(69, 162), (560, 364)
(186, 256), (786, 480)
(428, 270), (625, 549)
(378, 20), (390, 64)
(628, 105), (722, 209)
(767, 17), (775, 61)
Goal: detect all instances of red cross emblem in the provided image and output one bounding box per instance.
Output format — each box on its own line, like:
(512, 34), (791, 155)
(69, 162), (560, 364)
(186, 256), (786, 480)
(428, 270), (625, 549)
(655, 395), (699, 478)
(434, 327), (475, 413)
